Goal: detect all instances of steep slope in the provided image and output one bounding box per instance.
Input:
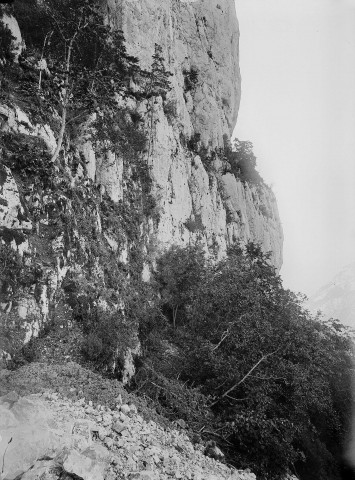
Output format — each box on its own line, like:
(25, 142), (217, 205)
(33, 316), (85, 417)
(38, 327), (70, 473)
(307, 263), (355, 327)
(0, 366), (256, 480)
(0, 0), (282, 371)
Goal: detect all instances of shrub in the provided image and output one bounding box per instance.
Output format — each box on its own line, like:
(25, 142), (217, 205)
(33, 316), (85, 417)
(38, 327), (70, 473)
(186, 132), (214, 170)
(81, 309), (137, 372)
(94, 108), (148, 157)
(184, 214), (204, 233)
(187, 132), (201, 152)
(81, 333), (103, 361)
(163, 99), (178, 122)
(183, 67), (199, 93)
(64, 271), (157, 374)
(0, 243), (42, 301)
(0, 132), (54, 186)
(21, 337), (39, 363)
(224, 138), (263, 185)
(155, 244), (206, 329)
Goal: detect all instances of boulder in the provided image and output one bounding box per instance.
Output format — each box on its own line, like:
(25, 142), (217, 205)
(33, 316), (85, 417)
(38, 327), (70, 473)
(19, 460), (61, 480)
(61, 445), (109, 480)
(205, 441), (225, 461)
(0, 394), (94, 478)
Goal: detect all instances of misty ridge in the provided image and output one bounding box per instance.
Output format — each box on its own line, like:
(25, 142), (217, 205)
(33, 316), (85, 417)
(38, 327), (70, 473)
(0, 1), (355, 480)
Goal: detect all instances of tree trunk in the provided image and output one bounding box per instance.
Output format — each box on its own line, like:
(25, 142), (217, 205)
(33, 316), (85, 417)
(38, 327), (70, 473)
(50, 35), (76, 164)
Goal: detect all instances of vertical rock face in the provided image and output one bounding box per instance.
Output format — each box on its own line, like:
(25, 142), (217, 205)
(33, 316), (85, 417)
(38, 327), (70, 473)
(104, 0), (283, 269)
(0, 0), (283, 366)
(108, 0), (240, 148)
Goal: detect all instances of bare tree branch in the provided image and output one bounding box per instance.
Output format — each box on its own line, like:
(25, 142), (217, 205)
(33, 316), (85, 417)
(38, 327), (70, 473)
(211, 313), (248, 352)
(211, 328), (230, 351)
(225, 394), (250, 401)
(210, 348), (280, 407)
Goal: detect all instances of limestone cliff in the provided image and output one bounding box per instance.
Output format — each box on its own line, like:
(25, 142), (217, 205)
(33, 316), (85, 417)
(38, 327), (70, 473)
(0, 0), (283, 368)
(100, 0), (283, 268)
(74, 0), (282, 269)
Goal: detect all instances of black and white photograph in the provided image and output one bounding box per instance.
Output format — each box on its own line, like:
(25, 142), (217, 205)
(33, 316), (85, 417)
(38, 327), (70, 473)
(0, 1), (355, 479)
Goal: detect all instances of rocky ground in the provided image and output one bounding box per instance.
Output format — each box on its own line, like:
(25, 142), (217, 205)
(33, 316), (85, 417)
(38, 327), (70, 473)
(0, 379), (256, 480)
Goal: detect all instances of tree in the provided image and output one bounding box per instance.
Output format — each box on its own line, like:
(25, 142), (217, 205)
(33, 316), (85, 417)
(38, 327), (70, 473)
(224, 137), (262, 184)
(145, 44), (172, 159)
(45, 0), (90, 162)
(12, 0), (140, 163)
(155, 244), (206, 329)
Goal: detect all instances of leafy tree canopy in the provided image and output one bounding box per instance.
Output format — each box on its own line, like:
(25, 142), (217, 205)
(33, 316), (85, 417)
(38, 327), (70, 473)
(224, 137), (263, 185)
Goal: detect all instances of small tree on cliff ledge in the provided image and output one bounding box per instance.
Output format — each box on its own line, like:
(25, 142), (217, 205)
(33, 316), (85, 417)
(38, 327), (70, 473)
(224, 137), (263, 184)
(147, 44), (172, 99)
(16, 0), (140, 163)
(145, 43), (172, 159)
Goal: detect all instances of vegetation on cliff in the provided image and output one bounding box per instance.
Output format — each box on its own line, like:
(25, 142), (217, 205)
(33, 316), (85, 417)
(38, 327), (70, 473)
(0, 3), (353, 480)
(0, 0), (163, 372)
(186, 132), (263, 185)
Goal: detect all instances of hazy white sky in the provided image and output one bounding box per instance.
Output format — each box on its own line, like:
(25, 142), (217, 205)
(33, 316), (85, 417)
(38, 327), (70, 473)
(234, 0), (355, 297)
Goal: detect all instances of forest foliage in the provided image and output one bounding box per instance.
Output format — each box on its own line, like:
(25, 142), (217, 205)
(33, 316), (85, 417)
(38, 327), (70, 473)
(224, 138), (263, 184)
(134, 243), (354, 480)
(187, 133), (263, 185)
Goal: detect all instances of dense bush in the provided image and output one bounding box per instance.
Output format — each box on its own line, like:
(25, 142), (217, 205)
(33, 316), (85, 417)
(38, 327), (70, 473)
(63, 268), (158, 376)
(134, 242), (353, 480)
(186, 132), (216, 170)
(95, 108), (147, 157)
(0, 132), (54, 186)
(184, 214), (204, 234)
(186, 133), (262, 186)
(81, 309), (136, 368)
(0, 243), (42, 301)
(155, 244), (206, 329)
(224, 138), (263, 185)
(183, 67), (199, 93)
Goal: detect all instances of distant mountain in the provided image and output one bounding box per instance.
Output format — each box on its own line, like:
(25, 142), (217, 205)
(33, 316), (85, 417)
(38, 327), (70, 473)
(307, 263), (355, 327)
